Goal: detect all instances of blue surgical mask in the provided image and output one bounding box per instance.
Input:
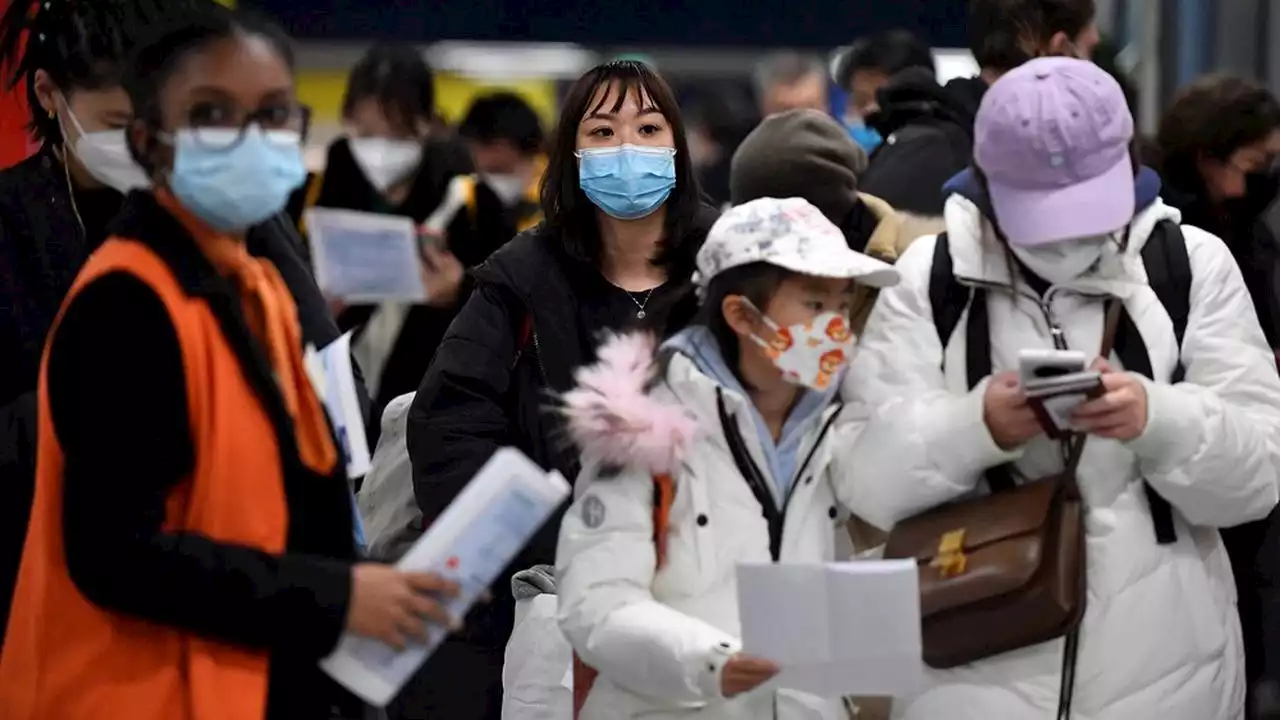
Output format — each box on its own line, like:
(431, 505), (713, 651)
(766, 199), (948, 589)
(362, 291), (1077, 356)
(846, 120), (883, 154)
(577, 144), (676, 220)
(166, 126), (306, 232)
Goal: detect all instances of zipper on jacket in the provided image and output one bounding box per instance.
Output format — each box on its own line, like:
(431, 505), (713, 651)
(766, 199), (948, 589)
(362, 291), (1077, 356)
(530, 328), (549, 384)
(715, 389), (843, 562)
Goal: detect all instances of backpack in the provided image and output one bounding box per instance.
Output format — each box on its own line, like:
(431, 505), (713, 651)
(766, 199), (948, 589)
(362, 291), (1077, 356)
(860, 119), (973, 217)
(928, 221), (1192, 545)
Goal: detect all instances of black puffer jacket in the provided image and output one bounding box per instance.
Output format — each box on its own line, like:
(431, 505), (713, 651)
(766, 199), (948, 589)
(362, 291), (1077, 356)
(860, 68), (979, 218)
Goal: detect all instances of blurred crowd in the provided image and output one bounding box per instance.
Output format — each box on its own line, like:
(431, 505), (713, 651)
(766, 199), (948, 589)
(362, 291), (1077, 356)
(5, 0), (1280, 719)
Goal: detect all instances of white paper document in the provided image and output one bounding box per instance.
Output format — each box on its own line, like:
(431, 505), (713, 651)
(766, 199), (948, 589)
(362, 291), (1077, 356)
(320, 447), (572, 707)
(736, 560), (923, 698)
(306, 207), (426, 303)
(304, 332), (372, 479)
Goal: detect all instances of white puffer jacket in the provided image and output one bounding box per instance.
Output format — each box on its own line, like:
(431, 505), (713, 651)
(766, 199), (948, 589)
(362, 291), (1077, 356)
(840, 194), (1280, 720)
(555, 330), (864, 720)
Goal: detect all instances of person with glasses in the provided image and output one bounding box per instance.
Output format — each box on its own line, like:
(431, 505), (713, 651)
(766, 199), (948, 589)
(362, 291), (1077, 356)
(1155, 75), (1280, 717)
(0, 0), (370, 652)
(0, 7), (457, 720)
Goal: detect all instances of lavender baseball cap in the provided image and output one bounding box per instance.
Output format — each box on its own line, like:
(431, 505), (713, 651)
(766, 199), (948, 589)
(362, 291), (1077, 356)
(974, 57), (1135, 247)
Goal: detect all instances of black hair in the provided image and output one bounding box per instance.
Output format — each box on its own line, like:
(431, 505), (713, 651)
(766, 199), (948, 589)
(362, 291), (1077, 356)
(457, 91), (544, 155)
(693, 262), (795, 386)
(967, 0), (1096, 72)
(837, 29), (936, 90)
(540, 60), (704, 274)
(0, 0), (198, 145)
(342, 44), (434, 133)
(683, 82), (758, 152)
(1157, 74), (1280, 191)
(120, 3), (294, 173)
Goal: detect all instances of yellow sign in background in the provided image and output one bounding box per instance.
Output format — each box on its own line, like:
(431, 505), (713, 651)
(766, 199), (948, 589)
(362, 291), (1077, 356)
(210, 0), (558, 129)
(294, 70), (558, 129)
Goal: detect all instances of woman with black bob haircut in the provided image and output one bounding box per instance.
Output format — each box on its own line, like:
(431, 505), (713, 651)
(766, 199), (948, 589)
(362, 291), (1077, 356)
(400, 59), (716, 719)
(0, 0), (364, 651)
(0, 6), (459, 719)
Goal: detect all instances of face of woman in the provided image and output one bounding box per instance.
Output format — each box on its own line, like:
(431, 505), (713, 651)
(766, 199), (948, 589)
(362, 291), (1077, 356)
(146, 32), (299, 173)
(344, 97), (426, 141)
(132, 31), (307, 233)
(1201, 129), (1280, 202)
(575, 81), (675, 152)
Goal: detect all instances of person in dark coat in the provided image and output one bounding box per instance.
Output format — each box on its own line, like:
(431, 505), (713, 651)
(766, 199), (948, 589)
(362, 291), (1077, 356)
(0, 0), (370, 651)
(400, 59), (717, 720)
(859, 0), (1099, 223)
(290, 45), (490, 443)
(1154, 74), (1280, 719)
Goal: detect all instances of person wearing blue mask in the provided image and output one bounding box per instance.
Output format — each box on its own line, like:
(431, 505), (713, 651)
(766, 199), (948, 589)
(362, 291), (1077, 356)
(834, 30), (937, 155)
(400, 59), (718, 720)
(0, 7), (462, 720)
(0, 0), (370, 654)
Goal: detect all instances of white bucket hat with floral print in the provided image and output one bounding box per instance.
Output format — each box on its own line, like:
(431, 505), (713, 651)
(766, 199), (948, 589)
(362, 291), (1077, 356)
(694, 196), (900, 290)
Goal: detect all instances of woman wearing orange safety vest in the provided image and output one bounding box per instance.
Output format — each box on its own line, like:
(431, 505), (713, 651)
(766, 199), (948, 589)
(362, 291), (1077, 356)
(0, 7), (461, 720)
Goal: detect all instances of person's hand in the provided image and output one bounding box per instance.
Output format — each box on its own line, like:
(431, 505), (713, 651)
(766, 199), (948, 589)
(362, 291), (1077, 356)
(1070, 358), (1147, 440)
(983, 371), (1042, 449)
(327, 297), (347, 318)
(721, 654), (780, 698)
(346, 563), (461, 650)
(419, 229), (464, 308)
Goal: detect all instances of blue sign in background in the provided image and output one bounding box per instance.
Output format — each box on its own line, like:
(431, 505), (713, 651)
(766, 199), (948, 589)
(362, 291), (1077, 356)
(247, 0), (969, 48)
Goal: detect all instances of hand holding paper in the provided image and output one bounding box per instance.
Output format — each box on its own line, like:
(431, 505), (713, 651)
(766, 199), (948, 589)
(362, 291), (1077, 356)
(320, 447), (571, 707)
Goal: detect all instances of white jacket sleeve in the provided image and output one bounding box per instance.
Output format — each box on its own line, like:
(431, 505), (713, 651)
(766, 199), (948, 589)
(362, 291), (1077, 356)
(556, 467), (738, 704)
(1124, 226), (1280, 526)
(830, 236), (1022, 530)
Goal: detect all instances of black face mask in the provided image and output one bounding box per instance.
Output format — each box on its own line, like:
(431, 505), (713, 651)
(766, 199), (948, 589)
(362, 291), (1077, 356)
(1225, 167), (1280, 221)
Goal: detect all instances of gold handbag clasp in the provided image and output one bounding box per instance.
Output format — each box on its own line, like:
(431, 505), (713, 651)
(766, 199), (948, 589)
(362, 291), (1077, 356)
(929, 528), (968, 577)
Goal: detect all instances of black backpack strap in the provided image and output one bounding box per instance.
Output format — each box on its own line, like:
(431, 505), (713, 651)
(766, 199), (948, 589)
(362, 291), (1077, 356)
(929, 233), (967, 360)
(1113, 219), (1190, 545)
(928, 233), (1013, 492)
(1141, 220), (1192, 382)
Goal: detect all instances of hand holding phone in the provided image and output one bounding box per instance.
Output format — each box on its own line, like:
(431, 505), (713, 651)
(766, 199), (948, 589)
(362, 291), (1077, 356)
(1069, 358), (1149, 440)
(1018, 349), (1102, 437)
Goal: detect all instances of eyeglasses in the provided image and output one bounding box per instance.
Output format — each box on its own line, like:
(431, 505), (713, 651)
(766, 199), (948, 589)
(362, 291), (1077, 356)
(178, 102), (312, 151)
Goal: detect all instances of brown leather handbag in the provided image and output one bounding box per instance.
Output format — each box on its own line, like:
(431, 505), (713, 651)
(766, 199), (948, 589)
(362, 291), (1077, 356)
(883, 301), (1122, 674)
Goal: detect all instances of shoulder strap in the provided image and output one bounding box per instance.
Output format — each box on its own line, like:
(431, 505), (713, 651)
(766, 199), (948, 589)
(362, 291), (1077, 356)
(929, 232), (973, 363)
(1120, 219), (1189, 545)
(1139, 220), (1192, 382)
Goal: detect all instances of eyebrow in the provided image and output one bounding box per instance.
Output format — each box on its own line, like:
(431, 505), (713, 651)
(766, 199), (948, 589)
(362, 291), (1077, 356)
(582, 106), (663, 122)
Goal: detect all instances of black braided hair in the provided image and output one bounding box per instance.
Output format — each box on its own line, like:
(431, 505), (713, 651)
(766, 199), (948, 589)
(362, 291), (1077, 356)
(0, 0), (204, 145)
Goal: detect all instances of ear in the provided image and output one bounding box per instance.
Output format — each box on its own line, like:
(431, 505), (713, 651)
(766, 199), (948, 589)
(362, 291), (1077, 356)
(1046, 31), (1076, 57)
(720, 294), (758, 339)
(31, 69), (59, 119)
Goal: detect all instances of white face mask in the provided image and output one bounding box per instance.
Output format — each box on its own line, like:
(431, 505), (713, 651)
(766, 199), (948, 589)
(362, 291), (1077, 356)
(1009, 235), (1112, 285)
(59, 103), (150, 193)
(746, 303), (857, 391)
(481, 172), (528, 206)
(348, 137), (422, 193)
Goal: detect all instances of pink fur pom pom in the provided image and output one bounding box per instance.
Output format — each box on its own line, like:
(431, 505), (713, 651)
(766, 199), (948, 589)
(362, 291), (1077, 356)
(561, 332), (698, 475)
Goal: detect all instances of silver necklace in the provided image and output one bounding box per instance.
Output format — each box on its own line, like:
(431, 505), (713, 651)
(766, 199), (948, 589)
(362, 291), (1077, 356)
(626, 288), (655, 320)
